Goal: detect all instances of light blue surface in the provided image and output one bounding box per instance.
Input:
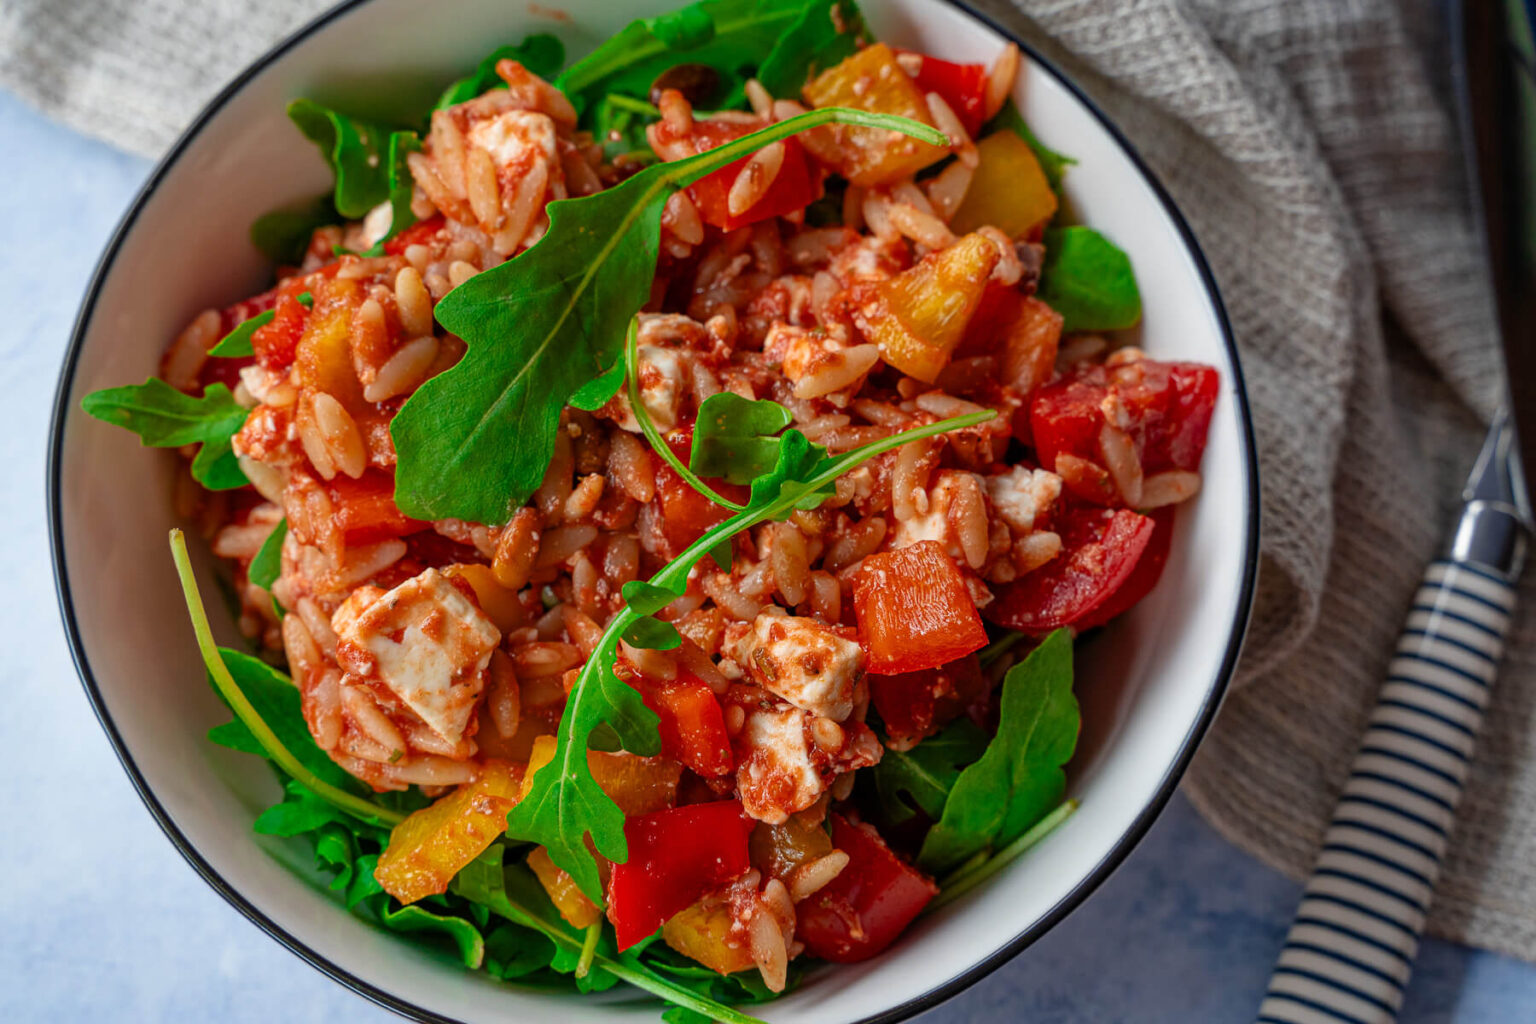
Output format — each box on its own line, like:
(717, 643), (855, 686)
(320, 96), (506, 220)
(1, 86), (1531, 1023)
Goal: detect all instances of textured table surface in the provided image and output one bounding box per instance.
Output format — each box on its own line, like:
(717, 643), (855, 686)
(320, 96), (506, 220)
(2, 87), (1532, 1023)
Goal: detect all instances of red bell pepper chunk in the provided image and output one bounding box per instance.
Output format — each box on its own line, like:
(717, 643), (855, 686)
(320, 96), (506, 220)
(869, 653), (987, 749)
(642, 671), (735, 777)
(252, 290), (312, 373)
(986, 505), (1155, 633)
(1073, 506), (1175, 631)
(683, 120), (823, 232)
(1030, 359), (1219, 505)
(327, 471), (427, 545)
(383, 214), (446, 255)
(651, 427), (748, 556)
(607, 800), (755, 950)
(797, 814), (938, 962)
(854, 541), (989, 674)
(898, 50), (989, 137)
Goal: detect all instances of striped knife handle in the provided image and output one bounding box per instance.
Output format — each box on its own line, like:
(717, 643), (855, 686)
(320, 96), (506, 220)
(1257, 559), (1517, 1024)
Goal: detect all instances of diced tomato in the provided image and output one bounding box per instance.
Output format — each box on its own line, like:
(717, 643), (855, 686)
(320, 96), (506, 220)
(1030, 360), (1219, 505)
(870, 653), (987, 748)
(253, 291), (312, 372)
(854, 541), (989, 674)
(986, 506), (1155, 633)
(327, 471), (427, 545)
(682, 120), (823, 232)
(383, 214), (446, 255)
(898, 50), (988, 137)
(607, 800), (754, 950)
(652, 428), (747, 554)
(797, 814), (937, 962)
(1074, 506), (1174, 631)
(641, 671), (734, 777)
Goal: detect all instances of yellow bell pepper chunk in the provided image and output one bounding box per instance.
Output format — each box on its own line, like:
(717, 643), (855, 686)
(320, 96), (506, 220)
(749, 810), (834, 882)
(441, 563), (526, 633)
(858, 232), (1000, 383)
(522, 734), (682, 816)
(374, 759), (525, 905)
(802, 43), (947, 187)
(950, 130), (1059, 238)
(663, 894), (755, 976)
(295, 277), (365, 407)
(528, 846), (602, 928)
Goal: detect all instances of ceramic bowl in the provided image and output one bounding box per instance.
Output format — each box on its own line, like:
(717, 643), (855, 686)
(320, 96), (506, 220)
(49, 0), (1258, 1019)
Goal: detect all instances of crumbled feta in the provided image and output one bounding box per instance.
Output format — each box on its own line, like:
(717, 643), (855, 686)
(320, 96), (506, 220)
(607, 344), (691, 432)
(466, 109), (558, 171)
(737, 612), (864, 721)
(986, 465), (1062, 535)
(332, 568), (500, 744)
(736, 706), (823, 823)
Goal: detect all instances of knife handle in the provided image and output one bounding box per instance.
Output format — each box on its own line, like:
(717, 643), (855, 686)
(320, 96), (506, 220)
(1257, 559), (1516, 1024)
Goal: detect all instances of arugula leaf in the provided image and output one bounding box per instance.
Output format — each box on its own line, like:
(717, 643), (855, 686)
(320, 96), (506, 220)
(928, 799), (1078, 911)
(249, 518), (287, 591)
(393, 106), (945, 524)
(436, 34), (566, 110)
(591, 94), (661, 161)
(870, 717), (989, 825)
(985, 100), (1075, 193)
(451, 851), (768, 1024)
(375, 899), (488, 970)
(512, 408), (994, 902)
(250, 194), (339, 264)
(209, 292), (313, 358)
(917, 628), (1079, 873)
(689, 393), (793, 485)
(170, 530), (402, 826)
(81, 379), (249, 491)
(1036, 226), (1142, 333)
(755, 0), (866, 96)
(362, 130), (424, 256)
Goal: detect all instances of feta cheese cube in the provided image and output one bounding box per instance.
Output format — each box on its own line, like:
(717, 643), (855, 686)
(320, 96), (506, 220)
(332, 568), (500, 745)
(738, 612), (864, 721)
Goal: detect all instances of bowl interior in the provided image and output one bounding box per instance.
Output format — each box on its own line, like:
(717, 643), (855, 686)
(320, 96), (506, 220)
(51, 0), (1254, 1020)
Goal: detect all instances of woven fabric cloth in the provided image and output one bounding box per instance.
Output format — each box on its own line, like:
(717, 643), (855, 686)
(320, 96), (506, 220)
(6, 0), (1535, 960)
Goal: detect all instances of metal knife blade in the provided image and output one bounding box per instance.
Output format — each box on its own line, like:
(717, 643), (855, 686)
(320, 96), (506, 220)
(1454, 0), (1536, 514)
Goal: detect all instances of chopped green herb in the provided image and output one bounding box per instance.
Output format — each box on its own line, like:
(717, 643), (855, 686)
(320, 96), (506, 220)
(81, 379), (250, 490)
(917, 628), (1080, 873)
(208, 291), (312, 358)
(1037, 226), (1142, 332)
(392, 106), (945, 524)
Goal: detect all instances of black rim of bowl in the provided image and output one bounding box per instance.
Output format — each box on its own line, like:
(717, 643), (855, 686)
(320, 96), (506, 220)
(46, 1), (1261, 1020)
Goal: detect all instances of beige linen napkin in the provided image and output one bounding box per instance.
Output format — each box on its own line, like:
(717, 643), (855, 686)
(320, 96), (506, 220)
(7, 0), (1533, 960)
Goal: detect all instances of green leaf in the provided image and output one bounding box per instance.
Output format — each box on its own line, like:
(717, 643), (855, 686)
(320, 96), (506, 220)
(745, 429), (836, 513)
(361, 130), (423, 256)
(450, 851), (768, 1024)
(250, 194), (340, 264)
(249, 518), (288, 592)
(755, 0), (866, 96)
(254, 780), (359, 837)
(392, 107), (945, 524)
(82, 379), (250, 491)
(484, 922), (561, 980)
(870, 718), (989, 825)
(376, 900), (487, 970)
(621, 580), (681, 616)
(622, 616), (683, 651)
(590, 94), (660, 161)
(985, 100), (1075, 193)
(689, 393), (793, 485)
(436, 34), (566, 110)
(917, 629), (1080, 873)
(210, 292), (313, 358)
(1036, 226), (1141, 333)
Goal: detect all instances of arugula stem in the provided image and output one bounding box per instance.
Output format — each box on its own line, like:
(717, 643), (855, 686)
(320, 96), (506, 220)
(625, 317), (745, 511)
(169, 529), (404, 828)
(927, 800), (1078, 912)
(602, 94), (661, 117)
(576, 920), (601, 979)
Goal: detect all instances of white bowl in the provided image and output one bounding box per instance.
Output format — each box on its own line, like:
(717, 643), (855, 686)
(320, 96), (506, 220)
(48, 1), (1258, 1020)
